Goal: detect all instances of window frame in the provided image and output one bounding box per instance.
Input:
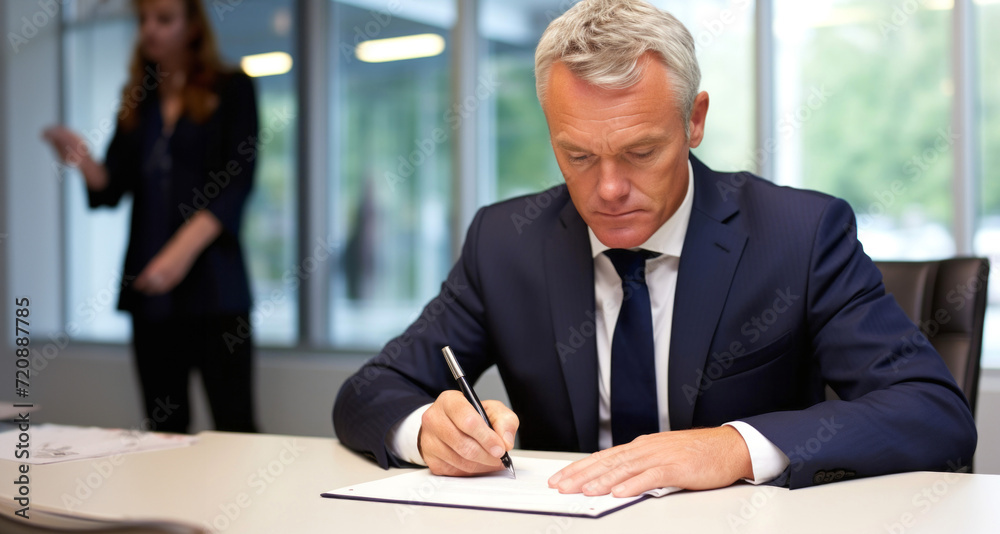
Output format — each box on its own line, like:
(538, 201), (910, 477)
(57, 0), (995, 368)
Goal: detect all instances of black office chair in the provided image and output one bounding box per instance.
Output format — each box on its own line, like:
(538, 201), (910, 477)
(874, 258), (990, 414)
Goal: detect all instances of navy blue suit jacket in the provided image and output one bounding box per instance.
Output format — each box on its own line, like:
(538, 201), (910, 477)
(333, 155), (976, 489)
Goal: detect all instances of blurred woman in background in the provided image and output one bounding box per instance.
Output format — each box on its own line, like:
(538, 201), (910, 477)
(43, 0), (258, 434)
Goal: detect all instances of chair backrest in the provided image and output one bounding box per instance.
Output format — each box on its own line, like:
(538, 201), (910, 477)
(874, 258), (990, 412)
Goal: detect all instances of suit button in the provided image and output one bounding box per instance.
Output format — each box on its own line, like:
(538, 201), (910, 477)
(813, 471), (826, 484)
(833, 469), (845, 481)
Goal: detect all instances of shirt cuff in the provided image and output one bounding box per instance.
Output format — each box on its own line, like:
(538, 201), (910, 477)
(724, 420), (790, 485)
(386, 403), (432, 466)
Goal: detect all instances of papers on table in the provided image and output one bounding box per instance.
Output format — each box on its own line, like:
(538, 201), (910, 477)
(322, 456), (680, 518)
(0, 423), (198, 465)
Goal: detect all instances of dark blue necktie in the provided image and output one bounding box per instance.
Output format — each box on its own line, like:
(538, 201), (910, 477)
(605, 248), (659, 446)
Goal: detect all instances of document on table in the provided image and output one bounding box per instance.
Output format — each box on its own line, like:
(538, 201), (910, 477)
(321, 456), (680, 518)
(0, 423), (198, 465)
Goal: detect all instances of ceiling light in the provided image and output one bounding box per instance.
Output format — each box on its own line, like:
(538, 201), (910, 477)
(356, 33), (446, 63)
(241, 52), (293, 77)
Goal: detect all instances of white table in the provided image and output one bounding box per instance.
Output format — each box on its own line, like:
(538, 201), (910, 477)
(1, 431), (996, 533)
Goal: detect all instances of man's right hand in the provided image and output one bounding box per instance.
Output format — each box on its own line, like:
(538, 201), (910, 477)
(418, 390), (519, 476)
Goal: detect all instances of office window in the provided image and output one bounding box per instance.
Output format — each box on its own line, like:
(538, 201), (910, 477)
(327, 1), (455, 347)
(977, 0), (999, 368)
(61, 0), (298, 344)
(478, 0), (563, 201)
(213, 0), (299, 345)
(63, 9), (135, 341)
(57, 0), (997, 366)
(479, 0), (755, 204)
(649, 0), (755, 173)
(773, 0), (955, 260)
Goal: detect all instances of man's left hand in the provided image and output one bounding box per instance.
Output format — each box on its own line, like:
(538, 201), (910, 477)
(547, 426), (753, 497)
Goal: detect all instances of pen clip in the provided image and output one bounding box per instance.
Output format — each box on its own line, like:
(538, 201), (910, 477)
(441, 346), (465, 380)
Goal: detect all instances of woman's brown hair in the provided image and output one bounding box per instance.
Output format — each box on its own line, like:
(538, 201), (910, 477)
(117, 0), (228, 130)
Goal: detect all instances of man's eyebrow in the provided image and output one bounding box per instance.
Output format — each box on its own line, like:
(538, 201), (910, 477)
(619, 134), (670, 150)
(554, 134), (671, 154)
(554, 139), (589, 152)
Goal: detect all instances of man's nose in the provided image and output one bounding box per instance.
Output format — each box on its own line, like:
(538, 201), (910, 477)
(596, 159), (630, 201)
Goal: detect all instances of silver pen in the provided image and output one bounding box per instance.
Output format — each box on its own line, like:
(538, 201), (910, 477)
(441, 346), (516, 478)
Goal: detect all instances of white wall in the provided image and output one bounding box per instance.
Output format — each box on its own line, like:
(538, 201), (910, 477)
(0, 0), (8, 361)
(2, 0), (65, 338)
(1, 0), (65, 409)
(975, 372), (1000, 473)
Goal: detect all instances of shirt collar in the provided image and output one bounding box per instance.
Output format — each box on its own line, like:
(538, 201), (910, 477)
(588, 159), (694, 258)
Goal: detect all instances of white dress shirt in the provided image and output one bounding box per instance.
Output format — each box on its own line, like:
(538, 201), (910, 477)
(387, 161), (789, 485)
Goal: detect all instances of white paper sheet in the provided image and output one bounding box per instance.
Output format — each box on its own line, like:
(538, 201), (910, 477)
(0, 423), (198, 464)
(322, 456), (680, 518)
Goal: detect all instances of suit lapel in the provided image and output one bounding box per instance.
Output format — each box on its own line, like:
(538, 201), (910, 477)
(545, 201), (599, 452)
(668, 157), (748, 430)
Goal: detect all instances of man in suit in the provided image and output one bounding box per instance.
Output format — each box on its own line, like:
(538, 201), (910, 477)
(333, 0), (976, 495)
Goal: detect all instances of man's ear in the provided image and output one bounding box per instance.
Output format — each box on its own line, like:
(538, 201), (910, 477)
(687, 91), (710, 149)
